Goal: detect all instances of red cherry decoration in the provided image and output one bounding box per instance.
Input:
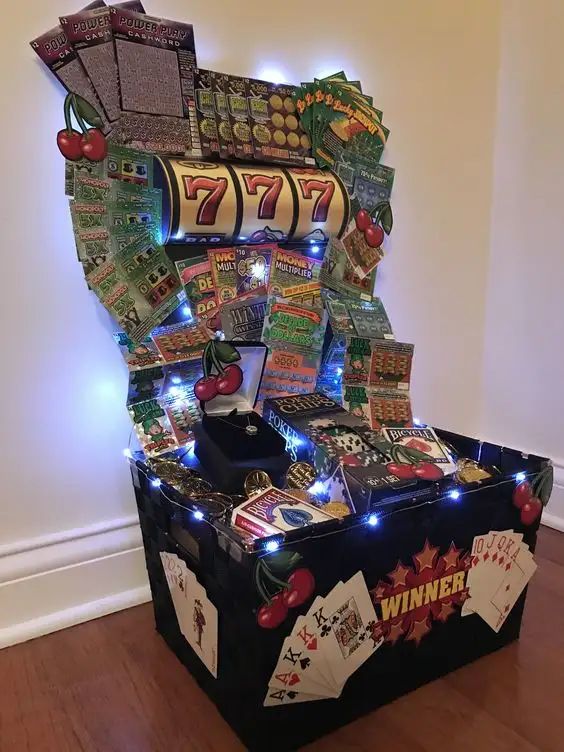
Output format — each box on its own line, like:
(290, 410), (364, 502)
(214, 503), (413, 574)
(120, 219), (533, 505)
(282, 568), (315, 609)
(257, 593), (288, 629)
(520, 497), (542, 526)
(216, 364), (243, 396)
(80, 128), (108, 162)
(364, 223), (385, 248)
(57, 129), (83, 160)
(386, 462), (416, 479)
(341, 453), (362, 466)
(194, 375), (218, 402)
(513, 481), (533, 509)
(413, 462), (444, 481)
(355, 209), (371, 232)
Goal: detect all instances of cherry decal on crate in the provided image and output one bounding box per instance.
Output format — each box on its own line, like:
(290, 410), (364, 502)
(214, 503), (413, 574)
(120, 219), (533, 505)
(282, 568), (315, 608)
(254, 551), (316, 628)
(520, 498), (542, 526)
(513, 481), (533, 509)
(516, 466), (553, 525)
(257, 593), (288, 629)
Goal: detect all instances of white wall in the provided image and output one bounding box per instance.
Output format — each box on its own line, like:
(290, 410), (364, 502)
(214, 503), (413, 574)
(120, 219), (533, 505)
(481, 0), (564, 524)
(1, 0), (560, 645)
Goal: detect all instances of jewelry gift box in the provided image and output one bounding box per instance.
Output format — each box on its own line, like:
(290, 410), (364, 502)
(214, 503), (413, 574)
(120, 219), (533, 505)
(193, 342), (290, 492)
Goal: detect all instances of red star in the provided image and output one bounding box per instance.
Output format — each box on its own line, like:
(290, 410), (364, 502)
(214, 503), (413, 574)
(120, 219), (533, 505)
(442, 542), (459, 571)
(414, 540), (439, 573)
(388, 561), (411, 588)
(436, 601), (456, 622)
(370, 582), (388, 601)
(406, 615), (430, 645)
(387, 619), (405, 645)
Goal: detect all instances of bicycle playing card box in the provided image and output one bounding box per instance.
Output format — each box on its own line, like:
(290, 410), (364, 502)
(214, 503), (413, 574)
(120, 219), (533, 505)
(131, 426), (550, 751)
(263, 391), (423, 514)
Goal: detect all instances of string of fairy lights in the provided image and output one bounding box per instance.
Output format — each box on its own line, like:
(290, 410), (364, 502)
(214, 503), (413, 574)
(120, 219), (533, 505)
(124, 448), (532, 556)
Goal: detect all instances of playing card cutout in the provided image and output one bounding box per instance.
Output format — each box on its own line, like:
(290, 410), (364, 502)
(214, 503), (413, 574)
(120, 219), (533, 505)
(160, 552), (218, 677)
(463, 531), (536, 632)
(264, 572), (381, 705)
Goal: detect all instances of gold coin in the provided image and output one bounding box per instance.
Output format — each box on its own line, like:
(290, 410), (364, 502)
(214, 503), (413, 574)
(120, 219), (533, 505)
(269, 94), (283, 110)
(300, 133), (311, 149)
(283, 96), (295, 113)
(287, 489), (313, 503)
(177, 478), (213, 497)
(285, 461), (317, 490)
(273, 130), (286, 146)
(285, 114), (298, 131)
(456, 460), (492, 484)
(147, 459), (197, 484)
(271, 112), (285, 129)
(323, 502), (351, 519)
(287, 132), (300, 148)
(244, 469), (272, 498)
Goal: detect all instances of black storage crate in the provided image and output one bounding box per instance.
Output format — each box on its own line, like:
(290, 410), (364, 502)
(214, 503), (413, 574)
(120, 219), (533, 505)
(131, 429), (548, 751)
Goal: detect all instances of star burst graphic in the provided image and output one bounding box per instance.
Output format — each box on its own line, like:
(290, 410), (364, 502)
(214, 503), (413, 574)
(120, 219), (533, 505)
(369, 540), (471, 646)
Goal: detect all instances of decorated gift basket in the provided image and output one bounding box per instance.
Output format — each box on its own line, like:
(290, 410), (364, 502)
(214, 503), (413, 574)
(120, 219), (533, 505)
(32, 3), (553, 750)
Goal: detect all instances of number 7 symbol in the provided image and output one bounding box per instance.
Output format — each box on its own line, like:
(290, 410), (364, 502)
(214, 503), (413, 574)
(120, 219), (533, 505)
(297, 178), (335, 222)
(182, 175), (228, 225)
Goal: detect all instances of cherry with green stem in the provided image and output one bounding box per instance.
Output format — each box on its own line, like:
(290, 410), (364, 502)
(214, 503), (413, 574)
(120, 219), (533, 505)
(56, 93), (107, 162)
(56, 94), (83, 160)
(194, 341), (243, 403)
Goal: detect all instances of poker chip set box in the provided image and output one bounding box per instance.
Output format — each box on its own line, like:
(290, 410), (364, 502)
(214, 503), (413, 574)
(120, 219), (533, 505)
(32, 3), (553, 750)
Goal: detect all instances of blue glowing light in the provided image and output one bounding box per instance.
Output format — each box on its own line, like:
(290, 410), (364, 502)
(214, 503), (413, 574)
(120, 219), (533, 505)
(168, 386), (181, 397)
(123, 448), (133, 459)
(265, 540), (280, 553)
(448, 489), (461, 500)
(514, 471), (526, 483)
(181, 305), (192, 318)
(310, 244), (320, 254)
(336, 367), (343, 376)
(171, 376), (182, 385)
(308, 481), (326, 496)
(151, 478), (162, 488)
(367, 514), (379, 527)
(193, 510), (204, 521)
(413, 417), (422, 426)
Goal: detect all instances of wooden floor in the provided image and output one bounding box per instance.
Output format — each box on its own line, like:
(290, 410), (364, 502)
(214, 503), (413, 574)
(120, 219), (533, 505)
(1, 527), (563, 752)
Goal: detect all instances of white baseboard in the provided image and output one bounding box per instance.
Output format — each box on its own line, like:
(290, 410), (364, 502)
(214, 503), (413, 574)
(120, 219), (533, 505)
(0, 515), (151, 649)
(542, 460), (564, 532)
